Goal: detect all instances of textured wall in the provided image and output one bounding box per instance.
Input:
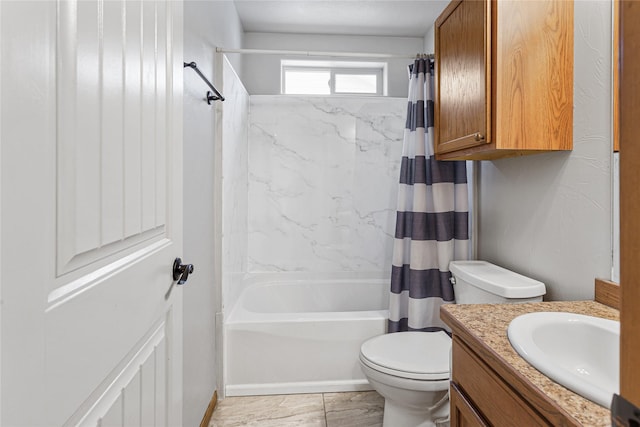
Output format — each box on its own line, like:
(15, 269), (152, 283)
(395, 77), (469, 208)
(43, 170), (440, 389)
(241, 32), (423, 97)
(423, 25), (435, 54)
(247, 96), (406, 274)
(183, 1), (243, 425)
(476, 0), (613, 301)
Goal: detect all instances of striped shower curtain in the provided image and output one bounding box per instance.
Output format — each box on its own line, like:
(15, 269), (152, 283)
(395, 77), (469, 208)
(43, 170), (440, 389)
(388, 58), (469, 333)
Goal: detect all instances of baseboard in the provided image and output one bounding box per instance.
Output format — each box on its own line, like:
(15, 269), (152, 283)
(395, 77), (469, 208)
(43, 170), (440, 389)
(225, 379), (373, 397)
(199, 390), (218, 427)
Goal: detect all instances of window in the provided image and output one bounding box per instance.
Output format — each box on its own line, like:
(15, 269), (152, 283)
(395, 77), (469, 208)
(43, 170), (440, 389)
(282, 60), (386, 96)
(283, 69), (331, 95)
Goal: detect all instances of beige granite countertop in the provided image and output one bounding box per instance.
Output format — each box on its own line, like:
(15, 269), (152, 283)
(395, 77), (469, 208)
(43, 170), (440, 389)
(441, 301), (619, 427)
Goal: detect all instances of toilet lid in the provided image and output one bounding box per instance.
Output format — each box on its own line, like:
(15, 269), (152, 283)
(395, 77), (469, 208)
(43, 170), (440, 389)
(360, 331), (451, 381)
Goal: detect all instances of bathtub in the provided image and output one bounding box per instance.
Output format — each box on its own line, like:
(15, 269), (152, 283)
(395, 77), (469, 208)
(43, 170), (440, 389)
(224, 277), (389, 396)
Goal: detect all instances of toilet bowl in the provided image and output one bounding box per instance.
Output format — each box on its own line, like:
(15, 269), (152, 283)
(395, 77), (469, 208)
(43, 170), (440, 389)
(360, 261), (547, 427)
(359, 331), (451, 427)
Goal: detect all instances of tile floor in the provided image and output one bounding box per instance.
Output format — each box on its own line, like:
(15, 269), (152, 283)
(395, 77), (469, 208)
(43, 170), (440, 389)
(209, 391), (384, 427)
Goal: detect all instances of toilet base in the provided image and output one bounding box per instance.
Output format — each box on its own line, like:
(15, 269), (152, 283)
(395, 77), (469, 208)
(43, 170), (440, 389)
(382, 398), (449, 427)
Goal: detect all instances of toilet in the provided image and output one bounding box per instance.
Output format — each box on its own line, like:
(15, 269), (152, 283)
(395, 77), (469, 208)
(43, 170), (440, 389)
(359, 261), (546, 427)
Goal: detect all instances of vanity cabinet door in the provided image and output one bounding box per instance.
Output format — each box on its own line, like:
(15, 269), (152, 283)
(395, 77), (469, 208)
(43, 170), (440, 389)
(451, 382), (489, 427)
(452, 337), (551, 426)
(435, 0), (490, 154)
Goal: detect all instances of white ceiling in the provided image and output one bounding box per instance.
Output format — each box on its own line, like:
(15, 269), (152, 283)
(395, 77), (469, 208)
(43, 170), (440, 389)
(233, 1), (450, 38)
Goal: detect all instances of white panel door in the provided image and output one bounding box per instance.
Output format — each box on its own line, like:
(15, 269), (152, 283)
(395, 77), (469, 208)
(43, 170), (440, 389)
(0, 1), (184, 426)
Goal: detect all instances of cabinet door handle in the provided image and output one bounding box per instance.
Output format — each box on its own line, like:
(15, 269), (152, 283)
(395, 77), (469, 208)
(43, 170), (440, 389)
(474, 133), (485, 141)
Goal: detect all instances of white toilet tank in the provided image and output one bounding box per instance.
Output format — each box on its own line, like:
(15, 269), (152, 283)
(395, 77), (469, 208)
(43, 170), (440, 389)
(449, 261), (546, 304)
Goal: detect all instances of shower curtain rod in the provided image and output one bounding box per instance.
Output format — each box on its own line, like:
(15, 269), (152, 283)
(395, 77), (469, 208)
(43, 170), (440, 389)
(216, 47), (434, 60)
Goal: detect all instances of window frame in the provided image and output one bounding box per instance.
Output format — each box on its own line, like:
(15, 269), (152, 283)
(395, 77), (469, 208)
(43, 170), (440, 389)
(281, 60), (387, 96)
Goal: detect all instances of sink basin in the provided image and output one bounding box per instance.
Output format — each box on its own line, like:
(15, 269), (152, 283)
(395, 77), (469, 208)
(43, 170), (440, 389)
(507, 312), (619, 408)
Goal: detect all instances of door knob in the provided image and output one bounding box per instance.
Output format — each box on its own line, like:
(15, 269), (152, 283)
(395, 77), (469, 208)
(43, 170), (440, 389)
(173, 258), (194, 285)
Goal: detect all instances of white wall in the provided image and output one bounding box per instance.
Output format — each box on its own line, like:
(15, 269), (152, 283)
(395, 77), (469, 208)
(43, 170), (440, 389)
(182, 1), (243, 426)
(423, 26), (435, 53)
(476, 0), (613, 301)
(241, 32), (424, 97)
(613, 152), (619, 282)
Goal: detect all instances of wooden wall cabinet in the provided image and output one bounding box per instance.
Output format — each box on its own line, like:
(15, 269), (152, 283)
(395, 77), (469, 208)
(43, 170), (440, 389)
(613, 0), (619, 153)
(434, 0), (574, 160)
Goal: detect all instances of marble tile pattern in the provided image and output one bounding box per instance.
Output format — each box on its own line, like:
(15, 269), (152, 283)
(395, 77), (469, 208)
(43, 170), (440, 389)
(247, 96), (406, 274)
(209, 391), (384, 427)
(222, 57), (250, 276)
(221, 56), (250, 311)
(442, 301), (618, 426)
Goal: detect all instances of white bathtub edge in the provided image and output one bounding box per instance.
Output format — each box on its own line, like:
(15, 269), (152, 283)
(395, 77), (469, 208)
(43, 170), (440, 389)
(225, 379), (373, 397)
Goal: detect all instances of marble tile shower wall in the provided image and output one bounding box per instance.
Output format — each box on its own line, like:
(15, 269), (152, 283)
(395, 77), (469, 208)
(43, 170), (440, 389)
(247, 96), (406, 275)
(221, 57), (249, 307)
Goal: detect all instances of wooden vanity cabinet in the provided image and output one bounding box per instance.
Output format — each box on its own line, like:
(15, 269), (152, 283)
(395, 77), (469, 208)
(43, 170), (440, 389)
(450, 382), (488, 427)
(443, 301), (615, 426)
(434, 0), (573, 160)
(450, 337), (551, 427)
